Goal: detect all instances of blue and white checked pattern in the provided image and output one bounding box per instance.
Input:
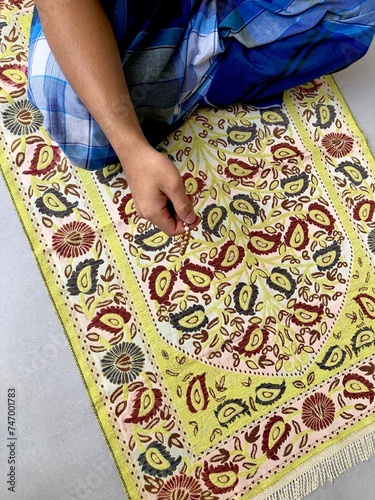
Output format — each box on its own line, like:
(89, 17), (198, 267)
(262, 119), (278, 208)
(27, 0), (375, 170)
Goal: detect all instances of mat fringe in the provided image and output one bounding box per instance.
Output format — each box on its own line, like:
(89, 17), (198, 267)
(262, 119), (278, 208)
(253, 426), (375, 500)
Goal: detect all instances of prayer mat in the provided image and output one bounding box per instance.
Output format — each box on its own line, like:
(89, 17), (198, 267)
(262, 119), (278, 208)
(1, 2), (375, 499)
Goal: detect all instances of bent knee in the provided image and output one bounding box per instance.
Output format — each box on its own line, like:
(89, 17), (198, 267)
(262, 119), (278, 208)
(28, 47), (117, 169)
(27, 82), (118, 171)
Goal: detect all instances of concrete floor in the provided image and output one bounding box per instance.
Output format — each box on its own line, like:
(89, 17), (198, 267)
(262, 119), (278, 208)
(1, 45), (375, 500)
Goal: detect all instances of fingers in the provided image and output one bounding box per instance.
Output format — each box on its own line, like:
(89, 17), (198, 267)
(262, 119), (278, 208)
(132, 187), (191, 237)
(151, 190), (198, 236)
(138, 191), (199, 237)
(143, 159), (199, 236)
(123, 147), (200, 236)
(163, 180), (200, 234)
(174, 199), (197, 225)
(154, 199), (184, 236)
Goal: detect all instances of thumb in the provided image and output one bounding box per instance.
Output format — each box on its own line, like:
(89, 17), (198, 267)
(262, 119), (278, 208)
(168, 182), (197, 225)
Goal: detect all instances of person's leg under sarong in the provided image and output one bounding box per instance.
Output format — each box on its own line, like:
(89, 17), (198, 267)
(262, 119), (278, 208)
(27, 9), (120, 170)
(205, 0), (375, 107)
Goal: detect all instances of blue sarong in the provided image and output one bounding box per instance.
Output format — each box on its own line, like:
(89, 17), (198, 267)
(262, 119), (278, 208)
(27, 0), (375, 170)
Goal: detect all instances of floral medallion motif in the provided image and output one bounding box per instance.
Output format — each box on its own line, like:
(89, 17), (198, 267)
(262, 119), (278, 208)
(3, 98), (43, 135)
(157, 475), (202, 500)
(101, 342), (145, 385)
(52, 221), (96, 258)
(301, 392), (336, 431)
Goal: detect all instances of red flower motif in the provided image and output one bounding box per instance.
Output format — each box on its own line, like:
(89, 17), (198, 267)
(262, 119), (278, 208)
(88, 306), (131, 334)
(118, 193), (136, 224)
(235, 324), (269, 357)
(180, 259), (213, 293)
(157, 475), (202, 500)
(181, 173), (205, 197)
(224, 158), (260, 179)
(343, 374), (374, 403)
(322, 133), (354, 158)
(24, 144), (61, 176)
(284, 218), (309, 251)
(52, 221), (95, 258)
(291, 302), (324, 327)
(186, 374), (209, 414)
(247, 231), (282, 255)
(124, 387), (163, 424)
(353, 199), (375, 222)
(306, 203), (336, 234)
(208, 241), (245, 271)
(261, 415), (291, 460)
(270, 143), (304, 162)
(302, 393), (335, 431)
(0, 64), (28, 89)
(148, 266), (177, 305)
(202, 461), (239, 495)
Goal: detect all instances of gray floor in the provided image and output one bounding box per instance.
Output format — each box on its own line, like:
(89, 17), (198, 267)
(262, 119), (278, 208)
(1, 45), (375, 500)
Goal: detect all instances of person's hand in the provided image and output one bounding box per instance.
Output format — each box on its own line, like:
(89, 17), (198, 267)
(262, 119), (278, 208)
(120, 143), (200, 236)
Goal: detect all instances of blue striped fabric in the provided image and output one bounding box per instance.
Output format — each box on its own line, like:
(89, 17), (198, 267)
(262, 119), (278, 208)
(27, 0), (375, 170)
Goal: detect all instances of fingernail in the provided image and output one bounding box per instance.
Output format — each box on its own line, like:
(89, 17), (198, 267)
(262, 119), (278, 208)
(185, 212), (196, 224)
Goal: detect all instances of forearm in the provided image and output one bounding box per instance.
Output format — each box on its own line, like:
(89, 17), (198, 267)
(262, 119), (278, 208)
(35, 0), (199, 235)
(35, 0), (148, 164)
